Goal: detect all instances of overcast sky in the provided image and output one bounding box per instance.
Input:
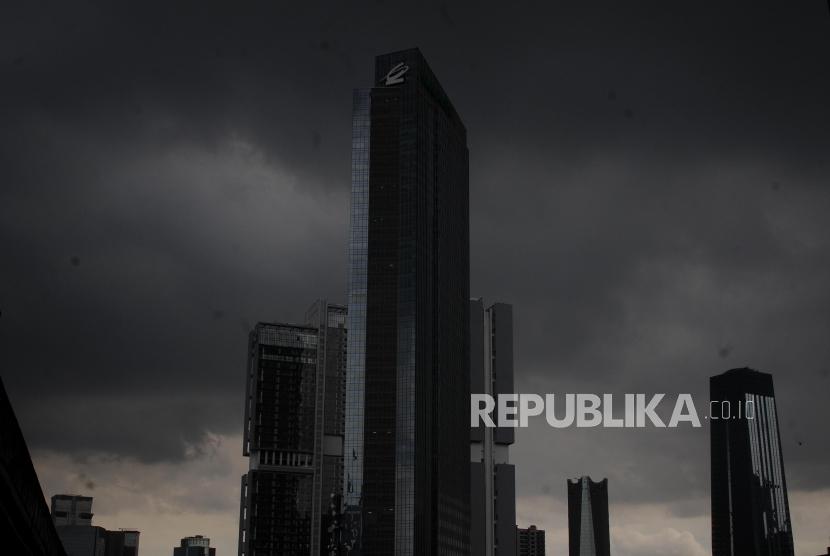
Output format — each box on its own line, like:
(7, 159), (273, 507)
(2, 1), (830, 555)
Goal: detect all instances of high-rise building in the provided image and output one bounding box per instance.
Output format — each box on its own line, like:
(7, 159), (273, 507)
(710, 368), (794, 556)
(52, 495), (94, 527)
(567, 477), (610, 556)
(0, 377), (68, 556)
(342, 47), (470, 556)
(238, 301), (347, 556)
(174, 535), (216, 556)
(516, 525), (545, 556)
(306, 300), (349, 555)
(470, 299), (516, 556)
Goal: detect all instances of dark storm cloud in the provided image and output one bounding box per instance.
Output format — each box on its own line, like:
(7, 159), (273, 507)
(1, 0), (829, 509)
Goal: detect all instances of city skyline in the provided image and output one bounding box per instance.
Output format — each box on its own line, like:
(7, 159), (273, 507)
(3, 2), (830, 555)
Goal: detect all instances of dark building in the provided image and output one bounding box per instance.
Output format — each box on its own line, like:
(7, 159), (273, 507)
(174, 535), (216, 556)
(516, 525), (545, 556)
(238, 301), (347, 556)
(1, 376), (68, 556)
(55, 525), (107, 556)
(105, 530), (139, 556)
(470, 300), (516, 556)
(306, 300), (349, 555)
(710, 368), (794, 556)
(342, 48), (470, 556)
(567, 477), (610, 556)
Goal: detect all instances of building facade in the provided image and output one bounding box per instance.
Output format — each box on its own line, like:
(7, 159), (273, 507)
(105, 530), (140, 556)
(238, 301), (347, 556)
(567, 477), (610, 556)
(342, 48), (471, 556)
(52, 495), (94, 527)
(174, 535), (216, 556)
(306, 300), (349, 555)
(516, 525), (545, 556)
(710, 368), (794, 556)
(55, 525), (107, 556)
(470, 299), (516, 556)
(49, 495), (139, 556)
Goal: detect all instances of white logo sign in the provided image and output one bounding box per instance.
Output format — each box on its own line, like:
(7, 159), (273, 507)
(382, 62), (409, 85)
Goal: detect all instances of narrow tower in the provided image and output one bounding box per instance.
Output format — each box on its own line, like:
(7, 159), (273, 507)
(470, 299), (517, 556)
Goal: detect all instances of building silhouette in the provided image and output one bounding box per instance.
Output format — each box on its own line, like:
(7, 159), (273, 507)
(516, 525), (545, 556)
(0, 377), (67, 556)
(470, 299), (516, 556)
(238, 301), (347, 556)
(174, 535), (216, 556)
(567, 477), (610, 556)
(342, 48), (471, 555)
(710, 368), (794, 556)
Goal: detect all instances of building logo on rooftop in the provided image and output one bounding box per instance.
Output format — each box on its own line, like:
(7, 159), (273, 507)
(382, 62), (409, 85)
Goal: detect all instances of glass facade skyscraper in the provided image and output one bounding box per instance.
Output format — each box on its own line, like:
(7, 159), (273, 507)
(343, 48), (471, 556)
(567, 477), (610, 556)
(710, 368), (794, 556)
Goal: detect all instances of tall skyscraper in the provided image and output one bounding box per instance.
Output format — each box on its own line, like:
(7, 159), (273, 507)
(567, 477), (610, 556)
(710, 368), (794, 556)
(516, 525), (546, 556)
(470, 299), (516, 556)
(174, 535), (216, 556)
(342, 48), (471, 556)
(238, 300), (347, 556)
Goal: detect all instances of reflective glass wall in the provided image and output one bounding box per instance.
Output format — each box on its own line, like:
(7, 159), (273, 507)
(342, 88), (370, 553)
